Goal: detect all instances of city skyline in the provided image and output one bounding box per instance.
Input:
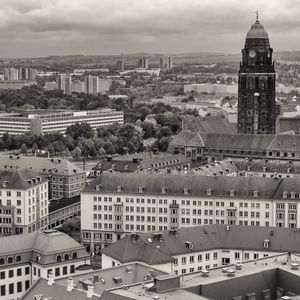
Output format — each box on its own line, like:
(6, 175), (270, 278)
(1, 0), (300, 58)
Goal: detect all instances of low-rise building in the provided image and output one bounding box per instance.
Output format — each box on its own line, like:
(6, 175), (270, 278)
(81, 172), (300, 251)
(0, 155), (86, 199)
(0, 167), (48, 235)
(48, 196), (80, 229)
(0, 229), (90, 300)
(101, 224), (300, 276)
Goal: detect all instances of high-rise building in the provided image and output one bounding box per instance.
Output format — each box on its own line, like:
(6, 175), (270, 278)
(84, 75), (94, 94)
(17, 68), (37, 80)
(139, 57), (149, 69)
(238, 16), (276, 134)
(58, 75), (72, 95)
(159, 56), (173, 69)
(3, 68), (18, 80)
(116, 57), (125, 71)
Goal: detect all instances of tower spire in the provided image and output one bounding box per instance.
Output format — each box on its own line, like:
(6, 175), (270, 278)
(256, 10), (259, 23)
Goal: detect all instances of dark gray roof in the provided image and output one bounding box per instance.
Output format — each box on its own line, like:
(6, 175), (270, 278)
(182, 115), (236, 134)
(169, 131), (205, 148)
(84, 172), (297, 200)
(0, 167), (46, 189)
(102, 225), (300, 264)
(0, 154), (85, 176)
(266, 134), (300, 151)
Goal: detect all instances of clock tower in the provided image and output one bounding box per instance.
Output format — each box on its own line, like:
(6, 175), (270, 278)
(237, 16), (276, 134)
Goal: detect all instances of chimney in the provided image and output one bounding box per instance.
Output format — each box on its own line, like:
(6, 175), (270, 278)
(48, 272), (55, 286)
(87, 285), (94, 298)
(67, 277), (75, 292)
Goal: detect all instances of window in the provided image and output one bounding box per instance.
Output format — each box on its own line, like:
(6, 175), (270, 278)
(55, 267), (60, 276)
(9, 283), (13, 295)
(182, 257), (186, 264)
(25, 267), (30, 275)
(25, 280), (30, 290)
(205, 253), (210, 261)
(70, 265), (75, 273)
(0, 285), (5, 296)
(9, 270), (13, 278)
(56, 255), (62, 262)
(7, 257), (13, 263)
(235, 252), (240, 260)
(198, 254), (202, 262)
(17, 281), (22, 293)
(63, 266), (67, 275)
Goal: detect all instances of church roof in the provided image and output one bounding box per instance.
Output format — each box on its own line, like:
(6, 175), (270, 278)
(246, 20), (269, 39)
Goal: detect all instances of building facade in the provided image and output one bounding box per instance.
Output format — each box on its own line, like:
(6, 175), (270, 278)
(0, 230), (90, 300)
(0, 155), (85, 199)
(0, 109), (124, 136)
(81, 172), (300, 252)
(0, 168), (49, 235)
(238, 17), (276, 134)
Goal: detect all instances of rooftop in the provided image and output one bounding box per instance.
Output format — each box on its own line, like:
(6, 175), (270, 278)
(102, 225), (300, 265)
(0, 154), (85, 176)
(84, 172), (300, 199)
(0, 167), (46, 189)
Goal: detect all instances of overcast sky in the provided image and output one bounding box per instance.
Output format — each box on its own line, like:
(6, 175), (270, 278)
(0, 0), (299, 58)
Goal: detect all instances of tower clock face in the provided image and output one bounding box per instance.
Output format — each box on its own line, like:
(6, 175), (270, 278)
(249, 50), (256, 58)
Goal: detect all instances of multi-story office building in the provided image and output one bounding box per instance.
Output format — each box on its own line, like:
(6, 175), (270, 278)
(0, 167), (49, 235)
(58, 75), (72, 95)
(0, 155), (85, 199)
(17, 68), (38, 80)
(0, 81), (33, 90)
(0, 229), (90, 300)
(81, 172), (300, 251)
(0, 109), (124, 136)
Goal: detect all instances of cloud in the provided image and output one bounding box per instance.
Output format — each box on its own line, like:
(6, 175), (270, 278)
(0, 0), (299, 57)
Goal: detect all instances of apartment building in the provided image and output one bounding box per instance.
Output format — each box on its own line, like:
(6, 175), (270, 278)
(0, 109), (123, 136)
(81, 172), (300, 251)
(101, 225), (300, 276)
(0, 229), (90, 300)
(0, 155), (85, 199)
(0, 167), (48, 235)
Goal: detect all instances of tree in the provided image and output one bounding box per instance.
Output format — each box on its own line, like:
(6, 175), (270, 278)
(72, 146), (82, 160)
(65, 123), (94, 140)
(20, 143), (28, 155)
(31, 143), (38, 155)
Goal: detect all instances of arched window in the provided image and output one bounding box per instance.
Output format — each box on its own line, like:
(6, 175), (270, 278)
(15, 255), (21, 262)
(72, 252), (77, 259)
(64, 254), (69, 261)
(7, 257), (13, 263)
(56, 255), (62, 262)
(0, 258), (4, 265)
(36, 255), (40, 263)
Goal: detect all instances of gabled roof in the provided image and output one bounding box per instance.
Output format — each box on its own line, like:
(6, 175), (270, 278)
(202, 133), (275, 151)
(101, 235), (174, 264)
(102, 225), (300, 265)
(266, 134), (300, 151)
(0, 167), (46, 189)
(277, 116), (300, 133)
(141, 154), (191, 169)
(0, 155), (85, 176)
(83, 172), (285, 199)
(0, 230), (84, 256)
(182, 116), (236, 134)
(169, 130), (205, 148)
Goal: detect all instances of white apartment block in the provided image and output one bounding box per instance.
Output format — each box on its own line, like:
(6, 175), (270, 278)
(101, 225), (300, 277)
(0, 168), (49, 235)
(81, 173), (300, 252)
(184, 83), (238, 94)
(0, 230), (90, 300)
(0, 109), (124, 135)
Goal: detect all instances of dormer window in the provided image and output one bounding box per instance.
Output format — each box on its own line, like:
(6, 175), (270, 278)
(2, 181), (8, 188)
(283, 191), (288, 199)
(230, 189), (235, 197)
(185, 241), (193, 249)
(161, 187), (167, 194)
(207, 188), (212, 196)
(253, 191), (259, 197)
(263, 239), (270, 248)
(96, 171), (100, 176)
(291, 192), (295, 199)
(138, 186), (145, 193)
(263, 166), (267, 172)
(117, 185), (123, 192)
(184, 188), (189, 195)
(95, 184), (102, 191)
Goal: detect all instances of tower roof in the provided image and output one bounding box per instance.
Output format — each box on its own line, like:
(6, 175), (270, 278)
(246, 19), (269, 39)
